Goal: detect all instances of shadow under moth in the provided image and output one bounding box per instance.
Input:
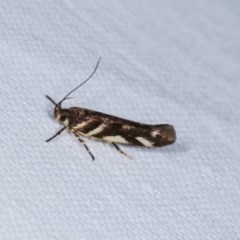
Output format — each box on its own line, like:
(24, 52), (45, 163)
(46, 58), (176, 160)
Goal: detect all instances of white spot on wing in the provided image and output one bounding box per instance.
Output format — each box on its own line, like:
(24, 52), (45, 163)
(135, 137), (153, 147)
(103, 135), (129, 144)
(122, 125), (132, 130)
(151, 129), (161, 137)
(87, 123), (106, 136)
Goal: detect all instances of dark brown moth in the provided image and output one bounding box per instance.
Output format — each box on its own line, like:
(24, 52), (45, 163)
(46, 58), (176, 160)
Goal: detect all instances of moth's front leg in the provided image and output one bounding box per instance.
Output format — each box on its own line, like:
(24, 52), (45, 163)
(46, 126), (67, 142)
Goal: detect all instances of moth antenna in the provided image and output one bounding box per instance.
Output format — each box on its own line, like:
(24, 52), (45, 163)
(45, 96), (72, 106)
(59, 57), (101, 105)
(46, 95), (57, 106)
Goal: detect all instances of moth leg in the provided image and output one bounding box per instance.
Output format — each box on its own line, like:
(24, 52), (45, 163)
(112, 143), (132, 159)
(46, 126), (67, 142)
(75, 135), (95, 161)
(78, 138), (95, 161)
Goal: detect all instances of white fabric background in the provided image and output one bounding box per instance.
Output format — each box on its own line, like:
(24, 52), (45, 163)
(0, 1), (239, 239)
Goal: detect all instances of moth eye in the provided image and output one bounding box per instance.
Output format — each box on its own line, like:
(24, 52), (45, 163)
(59, 116), (67, 122)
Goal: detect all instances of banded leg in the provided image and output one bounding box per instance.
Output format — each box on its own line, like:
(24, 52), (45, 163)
(46, 126), (66, 142)
(74, 133), (95, 160)
(112, 143), (132, 159)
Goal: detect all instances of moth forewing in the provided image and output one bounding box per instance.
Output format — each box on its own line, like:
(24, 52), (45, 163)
(46, 58), (176, 160)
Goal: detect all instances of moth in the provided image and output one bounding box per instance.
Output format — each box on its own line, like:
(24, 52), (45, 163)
(46, 58), (176, 160)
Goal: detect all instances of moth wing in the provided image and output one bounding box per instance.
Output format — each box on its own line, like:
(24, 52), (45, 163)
(71, 109), (175, 147)
(84, 117), (175, 147)
(149, 124), (176, 147)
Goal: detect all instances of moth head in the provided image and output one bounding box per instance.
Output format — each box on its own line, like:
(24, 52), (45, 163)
(55, 105), (70, 126)
(45, 95), (70, 125)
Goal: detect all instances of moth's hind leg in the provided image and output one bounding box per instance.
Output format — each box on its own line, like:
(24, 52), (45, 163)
(112, 143), (132, 159)
(74, 133), (95, 161)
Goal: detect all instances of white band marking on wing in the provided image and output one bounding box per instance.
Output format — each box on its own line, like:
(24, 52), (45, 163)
(103, 135), (129, 144)
(87, 123), (106, 136)
(135, 137), (153, 147)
